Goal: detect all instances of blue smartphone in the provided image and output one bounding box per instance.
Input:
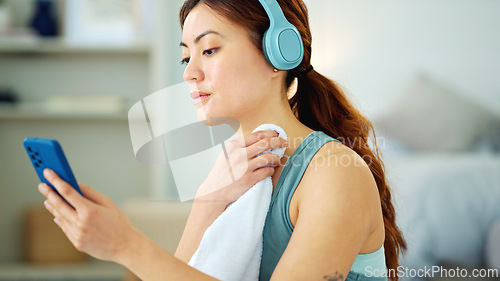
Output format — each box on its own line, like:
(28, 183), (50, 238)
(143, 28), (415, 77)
(23, 137), (83, 196)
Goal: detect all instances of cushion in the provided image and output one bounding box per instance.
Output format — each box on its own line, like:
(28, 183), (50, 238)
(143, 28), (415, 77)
(393, 154), (500, 272)
(486, 220), (500, 270)
(375, 73), (500, 152)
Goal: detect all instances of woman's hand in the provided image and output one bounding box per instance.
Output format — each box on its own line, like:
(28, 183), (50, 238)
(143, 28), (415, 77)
(195, 129), (287, 209)
(38, 169), (222, 281)
(38, 168), (141, 264)
(175, 129), (287, 263)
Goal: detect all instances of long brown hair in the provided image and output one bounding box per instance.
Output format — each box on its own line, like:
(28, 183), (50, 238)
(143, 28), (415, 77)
(180, 0), (406, 279)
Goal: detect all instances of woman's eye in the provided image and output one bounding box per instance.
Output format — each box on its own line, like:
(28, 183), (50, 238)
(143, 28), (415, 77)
(180, 48), (218, 65)
(203, 48), (218, 56)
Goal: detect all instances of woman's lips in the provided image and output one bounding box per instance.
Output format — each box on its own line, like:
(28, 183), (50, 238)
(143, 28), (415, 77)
(193, 94), (211, 105)
(191, 90), (211, 105)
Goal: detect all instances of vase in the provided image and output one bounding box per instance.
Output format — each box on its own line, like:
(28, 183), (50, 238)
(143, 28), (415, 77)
(31, 0), (58, 37)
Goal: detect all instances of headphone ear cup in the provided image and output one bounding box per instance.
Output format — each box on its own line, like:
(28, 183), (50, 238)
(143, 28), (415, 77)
(263, 23), (304, 70)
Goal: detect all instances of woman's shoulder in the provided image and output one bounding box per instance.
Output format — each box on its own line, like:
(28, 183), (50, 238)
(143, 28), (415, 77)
(307, 137), (373, 186)
(294, 138), (381, 222)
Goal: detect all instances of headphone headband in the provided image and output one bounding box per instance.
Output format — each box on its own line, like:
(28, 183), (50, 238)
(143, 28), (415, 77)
(259, 0), (288, 27)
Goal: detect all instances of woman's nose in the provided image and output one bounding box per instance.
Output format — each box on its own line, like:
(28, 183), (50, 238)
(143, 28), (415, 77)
(183, 57), (205, 82)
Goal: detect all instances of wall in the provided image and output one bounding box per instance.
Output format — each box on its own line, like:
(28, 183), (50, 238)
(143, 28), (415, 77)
(0, 0), (153, 262)
(304, 0), (500, 118)
(0, 53), (149, 103)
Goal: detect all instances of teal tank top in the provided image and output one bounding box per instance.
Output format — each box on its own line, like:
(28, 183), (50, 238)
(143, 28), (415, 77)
(259, 131), (387, 281)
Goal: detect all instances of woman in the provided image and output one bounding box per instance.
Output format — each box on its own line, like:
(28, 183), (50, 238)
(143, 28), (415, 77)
(38, 0), (406, 280)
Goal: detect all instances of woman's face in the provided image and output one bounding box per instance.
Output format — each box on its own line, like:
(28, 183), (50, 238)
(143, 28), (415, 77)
(181, 4), (276, 122)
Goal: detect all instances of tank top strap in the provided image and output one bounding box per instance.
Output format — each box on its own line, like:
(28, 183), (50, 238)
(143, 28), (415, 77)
(260, 131), (341, 281)
(270, 131), (341, 224)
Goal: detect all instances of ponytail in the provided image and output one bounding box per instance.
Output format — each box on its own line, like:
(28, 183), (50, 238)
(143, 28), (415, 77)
(288, 69), (407, 279)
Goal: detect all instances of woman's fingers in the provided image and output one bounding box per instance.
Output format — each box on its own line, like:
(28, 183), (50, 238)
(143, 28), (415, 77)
(197, 130), (287, 206)
(249, 152), (281, 171)
(246, 130), (287, 158)
(228, 130), (286, 183)
(43, 169), (86, 210)
(241, 130), (278, 147)
(229, 165), (275, 198)
(229, 153), (279, 195)
(39, 183), (77, 222)
(246, 136), (287, 159)
(225, 130), (286, 164)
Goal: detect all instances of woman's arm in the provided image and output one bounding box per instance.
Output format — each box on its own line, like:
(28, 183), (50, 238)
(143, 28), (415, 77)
(270, 141), (384, 281)
(38, 130), (287, 279)
(39, 169), (218, 281)
(117, 228), (219, 280)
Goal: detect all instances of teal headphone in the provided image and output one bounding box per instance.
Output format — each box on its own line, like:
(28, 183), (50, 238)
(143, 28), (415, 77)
(259, 0), (304, 70)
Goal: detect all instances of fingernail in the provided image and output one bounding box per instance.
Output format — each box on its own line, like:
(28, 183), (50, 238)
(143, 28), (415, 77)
(44, 200), (51, 209)
(38, 183), (47, 193)
(54, 218), (60, 226)
(44, 168), (53, 177)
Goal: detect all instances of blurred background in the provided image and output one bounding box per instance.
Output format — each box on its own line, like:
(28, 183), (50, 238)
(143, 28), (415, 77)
(0, 0), (499, 280)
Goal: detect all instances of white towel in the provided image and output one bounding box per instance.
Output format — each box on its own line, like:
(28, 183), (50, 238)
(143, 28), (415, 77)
(188, 124), (287, 281)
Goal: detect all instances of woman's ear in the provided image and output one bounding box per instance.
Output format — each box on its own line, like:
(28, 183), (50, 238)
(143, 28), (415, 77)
(287, 77), (298, 100)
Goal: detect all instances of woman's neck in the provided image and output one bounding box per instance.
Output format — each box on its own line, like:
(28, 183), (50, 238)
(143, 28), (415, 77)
(235, 98), (314, 155)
